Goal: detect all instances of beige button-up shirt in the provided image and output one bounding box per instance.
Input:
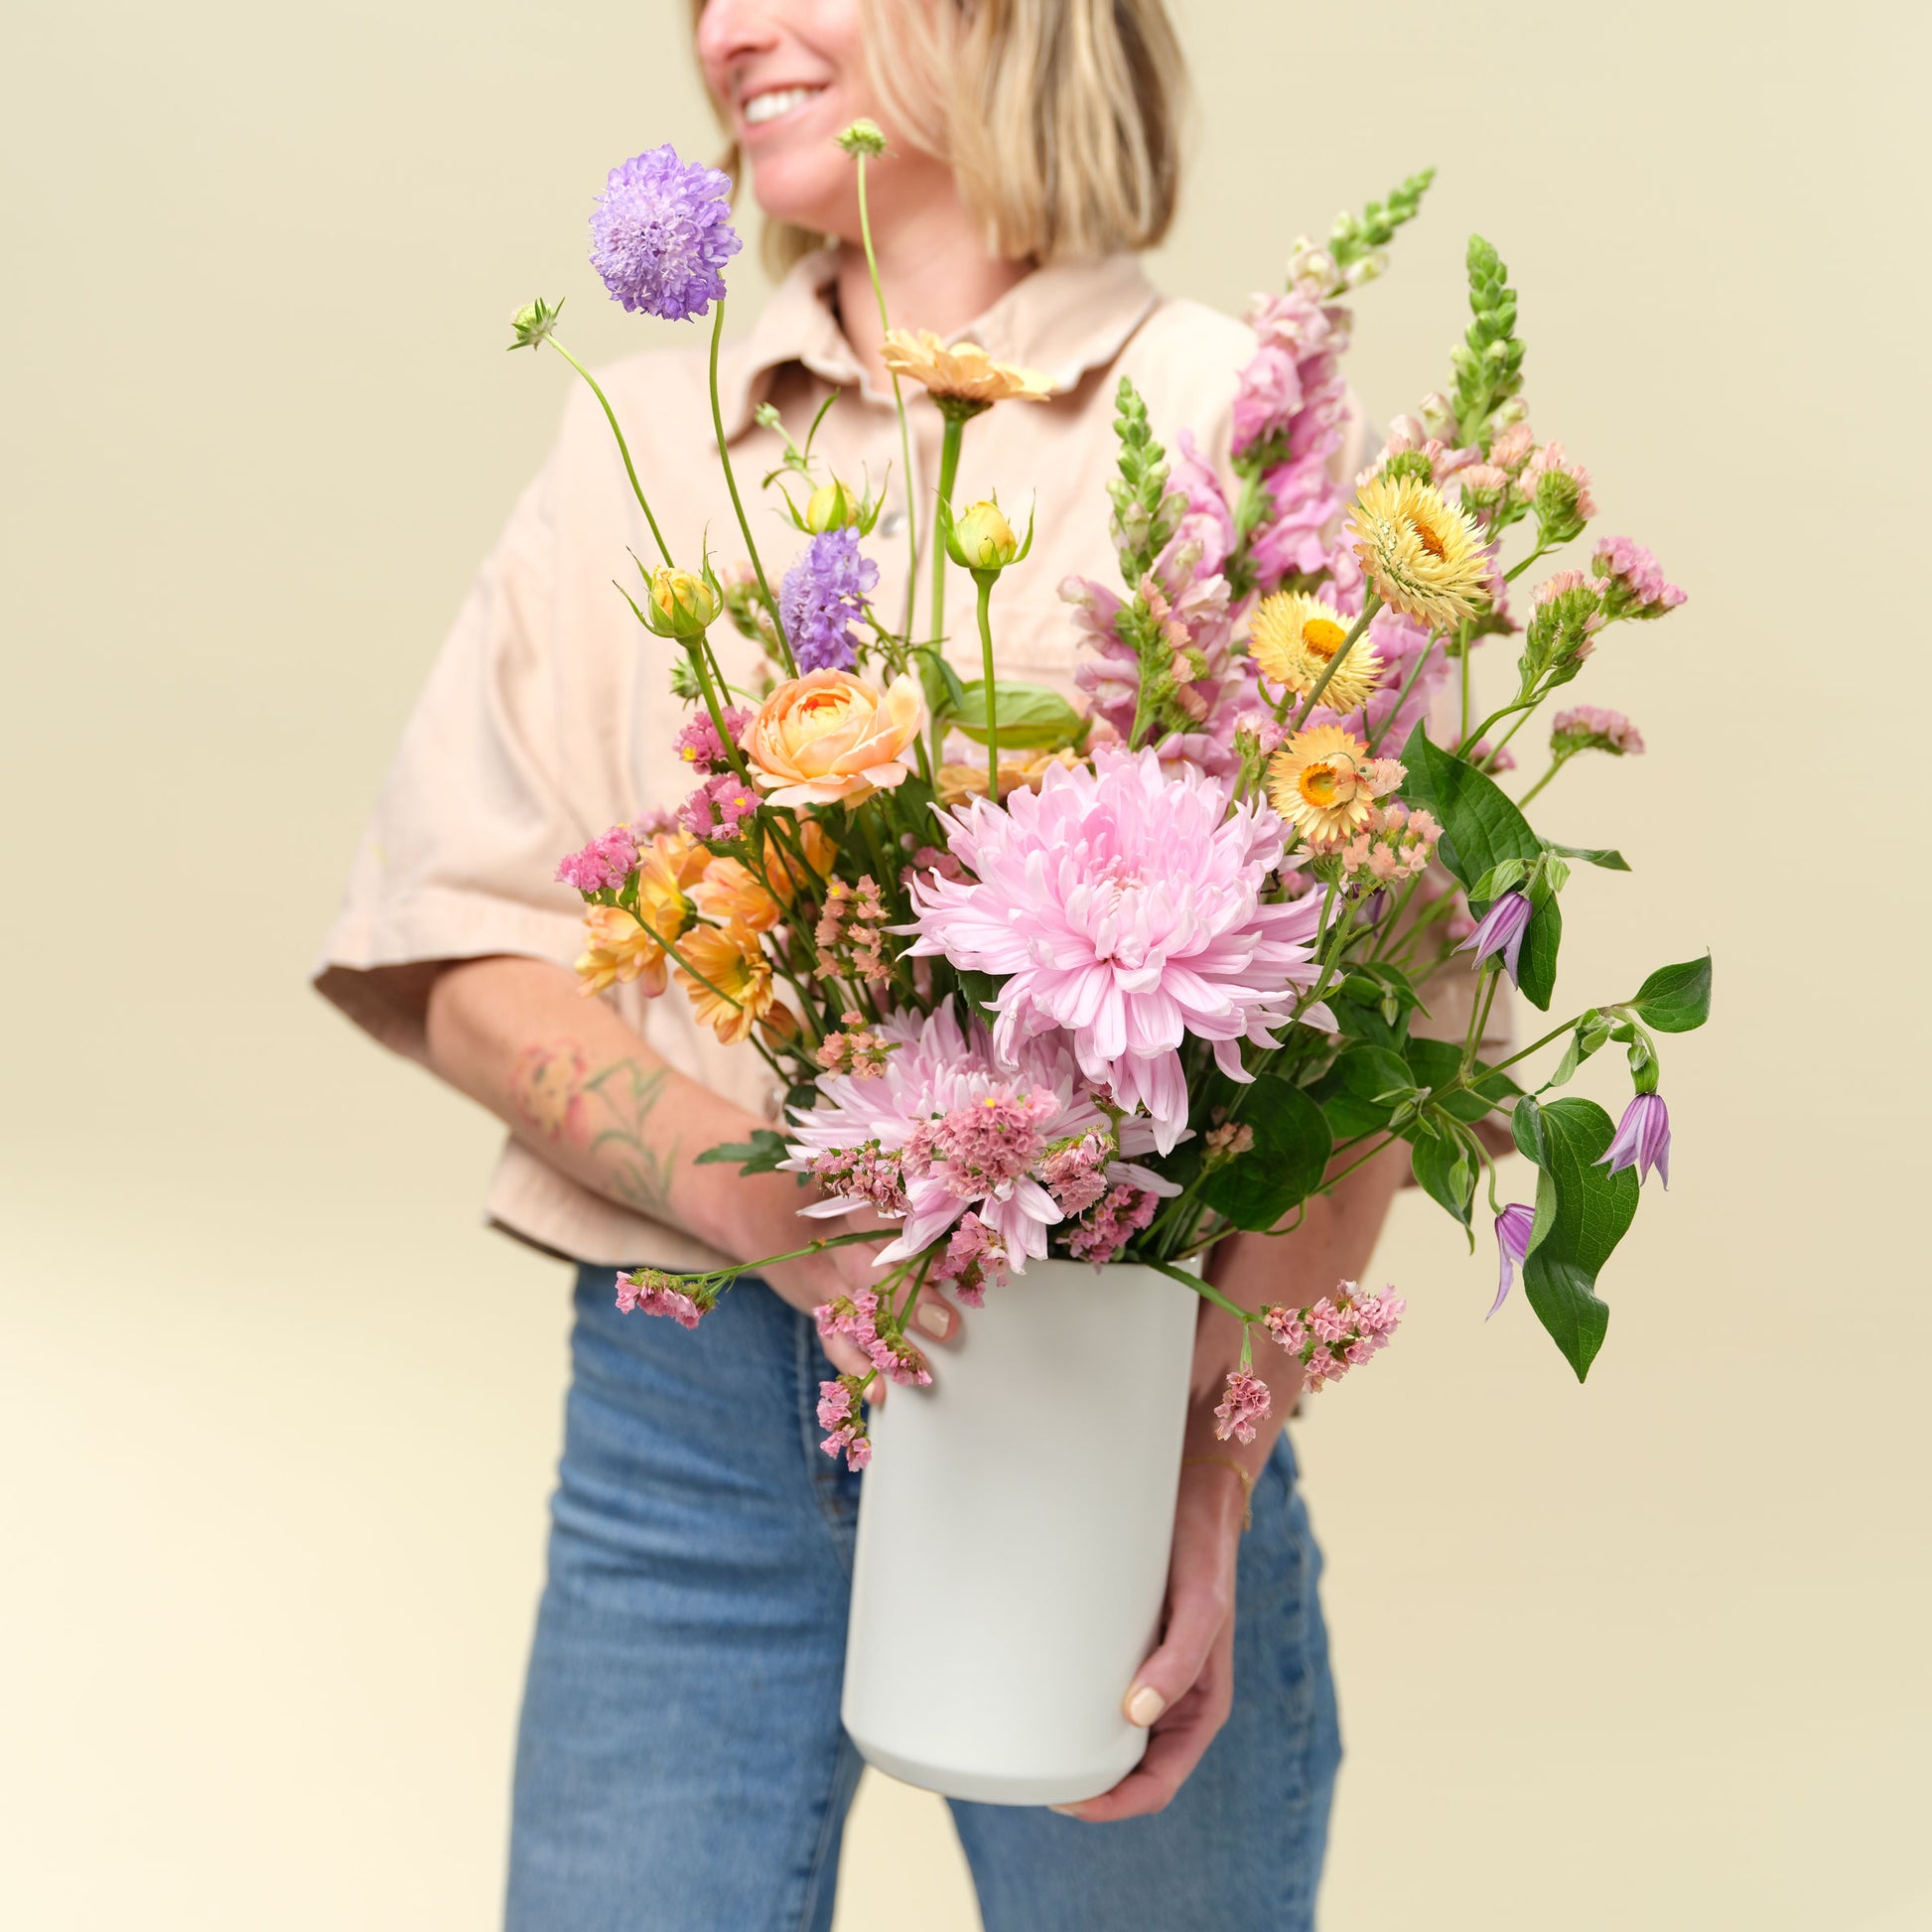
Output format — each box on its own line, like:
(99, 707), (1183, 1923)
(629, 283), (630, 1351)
(315, 248), (1444, 1270)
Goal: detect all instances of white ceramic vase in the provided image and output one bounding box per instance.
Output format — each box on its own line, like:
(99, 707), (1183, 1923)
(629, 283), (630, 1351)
(840, 1256), (1199, 1806)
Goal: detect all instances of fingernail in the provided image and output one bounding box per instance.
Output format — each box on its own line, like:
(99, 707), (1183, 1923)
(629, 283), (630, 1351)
(914, 1300), (952, 1339)
(1125, 1684), (1166, 1727)
(1048, 1804), (1084, 1819)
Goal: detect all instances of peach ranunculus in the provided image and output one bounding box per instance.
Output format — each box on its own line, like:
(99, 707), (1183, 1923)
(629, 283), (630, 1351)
(573, 831), (709, 998)
(741, 670), (926, 810)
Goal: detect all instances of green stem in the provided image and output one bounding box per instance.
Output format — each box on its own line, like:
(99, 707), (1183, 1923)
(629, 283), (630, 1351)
(546, 338), (672, 566)
(1480, 705), (1537, 772)
(853, 156), (921, 639)
(974, 571), (1000, 795)
(930, 417), (964, 649)
(623, 908), (789, 1083)
(1288, 594), (1382, 733)
(1457, 618), (1472, 749)
(1144, 1257), (1257, 1326)
(1366, 636), (1439, 757)
(708, 302), (794, 677)
(1515, 748), (1573, 810)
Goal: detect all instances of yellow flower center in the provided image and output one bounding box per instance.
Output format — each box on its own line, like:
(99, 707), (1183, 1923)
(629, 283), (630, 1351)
(1408, 511), (1449, 561)
(1301, 617), (1347, 660)
(1299, 762), (1341, 808)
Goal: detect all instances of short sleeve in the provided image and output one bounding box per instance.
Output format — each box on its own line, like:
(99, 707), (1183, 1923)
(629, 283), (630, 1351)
(313, 439), (590, 1062)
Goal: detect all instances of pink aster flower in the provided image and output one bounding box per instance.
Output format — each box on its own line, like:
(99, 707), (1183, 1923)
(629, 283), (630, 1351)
(557, 826), (641, 896)
(678, 770), (760, 838)
(783, 1007), (1173, 1273)
(903, 747), (1334, 1152)
(1213, 1367), (1272, 1445)
(615, 1267), (707, 1328)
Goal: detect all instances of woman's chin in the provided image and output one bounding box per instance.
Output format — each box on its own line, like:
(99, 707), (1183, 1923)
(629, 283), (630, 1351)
(747, 160), (858, 243)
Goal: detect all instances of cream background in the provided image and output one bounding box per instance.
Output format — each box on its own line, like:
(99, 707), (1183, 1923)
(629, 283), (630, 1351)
(2, 2), (1925, 1927)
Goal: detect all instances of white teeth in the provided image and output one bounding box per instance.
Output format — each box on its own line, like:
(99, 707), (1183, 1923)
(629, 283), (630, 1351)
(743, 85), (822, 127)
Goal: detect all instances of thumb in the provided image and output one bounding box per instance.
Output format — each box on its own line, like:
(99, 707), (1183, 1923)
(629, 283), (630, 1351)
(1121, 1567), (1229, 1728)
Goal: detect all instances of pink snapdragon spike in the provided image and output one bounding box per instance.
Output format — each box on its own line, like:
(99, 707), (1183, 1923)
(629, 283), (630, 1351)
(783, 1006), (1175, 1272)
(1600, 1091), (1671, 1187)
(1213, 1368), (1272, 1446)
(903, 747), (1333, 1152)
(1491, 1203), (1536, 1316)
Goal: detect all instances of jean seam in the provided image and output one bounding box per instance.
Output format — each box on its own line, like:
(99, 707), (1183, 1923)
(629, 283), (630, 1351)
(791, 1731), (863, 1932)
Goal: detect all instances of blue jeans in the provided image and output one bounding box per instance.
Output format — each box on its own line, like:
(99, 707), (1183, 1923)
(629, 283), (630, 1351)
(506, 1266), (1341, 1931)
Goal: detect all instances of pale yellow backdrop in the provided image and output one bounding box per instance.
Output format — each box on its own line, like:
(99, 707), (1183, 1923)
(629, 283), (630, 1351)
(2, 2), (1926, 1927)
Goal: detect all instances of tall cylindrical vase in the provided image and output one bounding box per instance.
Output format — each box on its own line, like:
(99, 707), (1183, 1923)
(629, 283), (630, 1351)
(840, 1257), (1199, 1806)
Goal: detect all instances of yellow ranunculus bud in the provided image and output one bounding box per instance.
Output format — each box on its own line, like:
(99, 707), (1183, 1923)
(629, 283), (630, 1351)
(805, 480), (860, 533)
(951, 499), (1019, 570)
(646, 567), (724, 640)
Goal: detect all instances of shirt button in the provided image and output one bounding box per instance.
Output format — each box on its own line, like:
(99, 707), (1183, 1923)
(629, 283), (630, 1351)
(879, 509), (905, 536)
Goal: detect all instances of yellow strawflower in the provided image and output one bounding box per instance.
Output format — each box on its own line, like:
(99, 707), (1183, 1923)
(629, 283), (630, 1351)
(1347, 473), (1489, 631)
(1249, 591), (1382, 713)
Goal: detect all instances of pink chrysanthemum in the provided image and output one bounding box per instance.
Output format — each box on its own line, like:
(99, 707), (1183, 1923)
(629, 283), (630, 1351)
(902, 748), (1333, 1152)
(783, 1006), (1173, 1273)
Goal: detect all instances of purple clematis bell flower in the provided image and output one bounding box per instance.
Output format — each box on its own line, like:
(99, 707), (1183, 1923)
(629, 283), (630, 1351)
(1490, 1203), (1536, 1317)
(1600, 1090), (1671, 1187)
(1457, 890), (1533, 986)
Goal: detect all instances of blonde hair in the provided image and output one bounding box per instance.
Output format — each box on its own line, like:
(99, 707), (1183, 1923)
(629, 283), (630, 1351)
(690, 0), (1189, 271)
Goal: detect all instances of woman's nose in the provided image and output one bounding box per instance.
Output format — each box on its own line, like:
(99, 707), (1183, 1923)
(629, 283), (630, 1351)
(695, 0), (781, 75)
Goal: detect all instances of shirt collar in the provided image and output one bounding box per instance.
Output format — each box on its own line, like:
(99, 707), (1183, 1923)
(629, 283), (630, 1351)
(717, 248), (1162, 441)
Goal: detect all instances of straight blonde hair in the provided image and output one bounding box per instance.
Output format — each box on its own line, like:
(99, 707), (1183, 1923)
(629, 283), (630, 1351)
(689, 0), (1189, 270)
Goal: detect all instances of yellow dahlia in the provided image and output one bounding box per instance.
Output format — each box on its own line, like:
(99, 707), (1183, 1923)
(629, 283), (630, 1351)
(676, 920), (776, 1045)
(1267, 725), (1378, 845)
(879, 329), (1054, 411)
(1248, 591), (1383, 714)
(1347, 472), (1490, 631)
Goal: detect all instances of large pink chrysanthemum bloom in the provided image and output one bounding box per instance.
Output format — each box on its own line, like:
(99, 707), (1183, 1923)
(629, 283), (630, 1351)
(903, 748), (1334, 1152)
(782, 1006), (1173, 1272)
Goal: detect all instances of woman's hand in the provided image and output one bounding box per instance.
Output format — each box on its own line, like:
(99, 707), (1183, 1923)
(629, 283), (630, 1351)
(1059, 1451), (1249, 1822)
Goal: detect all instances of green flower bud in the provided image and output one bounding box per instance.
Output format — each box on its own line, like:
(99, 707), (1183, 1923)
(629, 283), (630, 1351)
(643, 565), (723, 641)
(950, 498), (1020, 570)
(508, 296), (564, 351)
(836, 120), (887, 158)
(805, 479), (861, 533)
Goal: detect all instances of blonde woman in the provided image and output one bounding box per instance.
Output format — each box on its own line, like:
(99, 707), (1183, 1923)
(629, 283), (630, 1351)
(317, 2), (1404, 1923)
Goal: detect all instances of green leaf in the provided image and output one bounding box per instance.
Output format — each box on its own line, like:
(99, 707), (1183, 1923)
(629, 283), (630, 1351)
(925, 649), (968, 715)
(1410, 1129), (1475, 1230)
(1510, 1096), (1640, 1381)
(952, 680), (1085, 750)
(1518, 895), (1562, 1013)
(954, 967), (1003, 1019)
(1402, 1038), (1524, 1123)
(1311, 1044), (1416, 1138)
(1398, 726), (1541, 907)
(1545, 841), (1631, 873)
(695, 1128), (792, 1175)
(1199, 1078), (1333, 1231)
(1629, 952), (1714, 1034)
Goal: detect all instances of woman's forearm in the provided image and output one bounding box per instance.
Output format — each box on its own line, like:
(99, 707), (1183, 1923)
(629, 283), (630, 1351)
(420, 953), (803, 1263)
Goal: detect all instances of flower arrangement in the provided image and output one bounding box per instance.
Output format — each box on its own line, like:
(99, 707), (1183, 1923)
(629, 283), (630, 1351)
(512, 134), (1709, 1471)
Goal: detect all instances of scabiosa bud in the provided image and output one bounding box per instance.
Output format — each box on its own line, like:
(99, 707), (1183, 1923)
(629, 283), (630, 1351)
(590, 146), (741, 321)
(1600, 1091), (1671, 1187)
(1457, 890), (1533, 985)
(836, 119), (888, 158)
(507, 295), (564, 351)
(1491, 1203), (1536, 1316)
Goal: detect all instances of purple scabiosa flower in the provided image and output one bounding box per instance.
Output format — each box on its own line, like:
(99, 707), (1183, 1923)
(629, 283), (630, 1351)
(1458, 890), (1533, 985)
(1600, 1091), (1671, 1187)
(779, 528), (879, 673)
(1490, 1203), (1536, 1317)
(590, 146), (741, 321)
